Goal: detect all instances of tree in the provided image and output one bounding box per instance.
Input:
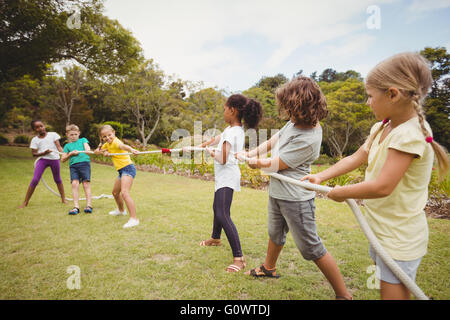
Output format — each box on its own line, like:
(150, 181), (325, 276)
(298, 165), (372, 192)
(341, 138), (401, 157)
(41, 66), (87, 127)
(108, 61), (166, 147)
(420, 47), (450, 149)
(0, 0), (143, 84)
(255, 74), (289, 94)
(320, 79), (374, 158)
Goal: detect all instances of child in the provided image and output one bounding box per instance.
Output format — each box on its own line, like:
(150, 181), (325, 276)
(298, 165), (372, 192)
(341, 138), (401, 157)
(94, 124), (140, 229)
(18, 120), (67, 208)
(193, 94), (262, 273)
(61, 124), (93, 215)
(302, 52), (449, 300)
(237, 76), (353, 300)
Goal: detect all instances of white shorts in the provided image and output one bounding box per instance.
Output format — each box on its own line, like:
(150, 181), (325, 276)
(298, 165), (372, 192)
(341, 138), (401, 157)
(369, 246), (422, 284)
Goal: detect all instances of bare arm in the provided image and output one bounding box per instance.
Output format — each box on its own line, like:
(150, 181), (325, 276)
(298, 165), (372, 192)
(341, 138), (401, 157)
(118, 142), (138, 154)
(246, 131), (280, 158)
(208, 141), (231, 164)
(327, 148), (415, 202)
(302, 145), (368, 184)
(246, 156), (289, 172)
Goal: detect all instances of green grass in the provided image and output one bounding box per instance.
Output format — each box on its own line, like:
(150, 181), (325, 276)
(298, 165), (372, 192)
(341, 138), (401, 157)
(0, 146), (448, 300)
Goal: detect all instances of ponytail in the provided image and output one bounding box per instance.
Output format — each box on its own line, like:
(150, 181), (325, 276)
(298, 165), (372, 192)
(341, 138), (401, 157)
(242, 98), (263, 129)
(225, 94), (263, 129)
(412, 98), (449, 180)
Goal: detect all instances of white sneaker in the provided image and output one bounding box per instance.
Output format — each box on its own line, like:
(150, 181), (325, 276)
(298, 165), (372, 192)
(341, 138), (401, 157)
(123, 218), (139, 229)
(109, 208), (127, 216)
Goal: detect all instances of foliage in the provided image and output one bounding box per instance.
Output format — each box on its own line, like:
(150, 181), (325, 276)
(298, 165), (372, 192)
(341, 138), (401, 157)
(13, 134), (30, 144)
(319, 79), (375, 158)
(420, 47), (450, 150)
(0, 0), (143, 84)
(0, 134), (8, 145)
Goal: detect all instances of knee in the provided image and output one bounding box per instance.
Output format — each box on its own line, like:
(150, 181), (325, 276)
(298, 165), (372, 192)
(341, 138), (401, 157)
(112, 190), (121, 197)
(121, 190), (131, 199)
(299, 244), (327, 261)
(72, 180), (79, 187)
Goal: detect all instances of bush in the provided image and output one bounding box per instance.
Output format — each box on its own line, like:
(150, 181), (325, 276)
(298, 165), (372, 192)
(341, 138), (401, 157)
(0, 134), (8, 145)
(14, 135), (30, 144)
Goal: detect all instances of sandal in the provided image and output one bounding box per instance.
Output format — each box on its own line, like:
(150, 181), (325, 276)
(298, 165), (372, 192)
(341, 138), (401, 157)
(68, 207), (80, 215)
(199, 239), (221, 246)
(226, 257), (246, 273)
(84, 206), (93, 214)
(248, 264), (280, 278)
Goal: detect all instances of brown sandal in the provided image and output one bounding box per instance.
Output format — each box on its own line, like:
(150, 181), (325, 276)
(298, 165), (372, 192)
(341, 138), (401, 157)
(248, 264), (280, 278)
(226, 257), (246, 273)
(199, 239), (221, 246)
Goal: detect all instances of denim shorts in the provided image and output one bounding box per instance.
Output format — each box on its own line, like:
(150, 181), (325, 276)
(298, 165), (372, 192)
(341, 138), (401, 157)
(268, 196), (327, 261)
(69, 161), (91, 182)
(369, 246), (422, 284)
(118, 164), (136, 179)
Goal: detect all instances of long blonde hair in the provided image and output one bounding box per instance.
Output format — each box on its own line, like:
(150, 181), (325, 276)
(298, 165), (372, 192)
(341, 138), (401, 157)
(364, 52), (448, 179)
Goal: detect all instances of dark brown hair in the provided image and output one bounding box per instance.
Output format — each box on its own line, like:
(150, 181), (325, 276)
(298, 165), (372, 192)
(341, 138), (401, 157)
(226, 94), (263, 129)
(275, 76), (328, 126)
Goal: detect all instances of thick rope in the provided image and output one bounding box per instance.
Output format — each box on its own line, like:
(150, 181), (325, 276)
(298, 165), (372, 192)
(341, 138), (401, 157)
(39, 146), (429, 298)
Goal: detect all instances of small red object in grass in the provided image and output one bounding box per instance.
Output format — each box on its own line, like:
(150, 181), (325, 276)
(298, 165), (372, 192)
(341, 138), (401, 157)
(161, 148), (171, 154)
(425, 136), (433, 143)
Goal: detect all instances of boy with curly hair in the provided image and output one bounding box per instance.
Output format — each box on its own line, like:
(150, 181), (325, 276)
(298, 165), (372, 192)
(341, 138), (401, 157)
(238, 76), (352, 300)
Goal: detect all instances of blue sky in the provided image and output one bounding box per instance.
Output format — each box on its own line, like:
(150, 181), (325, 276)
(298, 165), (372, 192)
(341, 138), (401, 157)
(102, 0), (450, 92)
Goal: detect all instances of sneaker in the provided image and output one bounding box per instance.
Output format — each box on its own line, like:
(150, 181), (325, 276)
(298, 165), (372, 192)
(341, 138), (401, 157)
(109, 208), (127, 216)
(123, 218), (139, 229)
(68, 207), (80, 215)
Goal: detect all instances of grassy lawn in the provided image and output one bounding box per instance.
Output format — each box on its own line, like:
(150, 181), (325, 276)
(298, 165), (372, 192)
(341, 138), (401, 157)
(0, 146), (448, 300)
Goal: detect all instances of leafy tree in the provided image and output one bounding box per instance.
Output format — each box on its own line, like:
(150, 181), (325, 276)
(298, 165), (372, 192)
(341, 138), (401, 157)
(420, 47), (449, 149)
(255, 73), (289, 94)
(319, 79), (374, 158)
(0, 0), (143, 84)
(40, 66), (87, 127)
(107, 61), (166, 147)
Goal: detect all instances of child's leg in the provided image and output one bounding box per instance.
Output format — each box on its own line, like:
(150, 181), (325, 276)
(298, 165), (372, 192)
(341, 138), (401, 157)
(49, 159), (66, 203)
(380, 281), (410, 300)
(19, 159), (47, 207)
(264, 238), (284, 269)
(71, 180), (80, 208)
(112, 178), (124, 212)
(120, 176), (136, 219)
(82, 181), (92, 208)
(18, 185), (37, 208)
(314, 252), (352, 300)
(211, 187), (242, 258)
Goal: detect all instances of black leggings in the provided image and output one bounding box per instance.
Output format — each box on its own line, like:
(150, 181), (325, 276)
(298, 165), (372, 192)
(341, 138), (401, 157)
(211, 187), (242, 258)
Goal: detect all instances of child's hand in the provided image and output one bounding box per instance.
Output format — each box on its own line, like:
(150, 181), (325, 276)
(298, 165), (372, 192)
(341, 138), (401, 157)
(327, 185), (346, 202)
(71, 150), (79, 156)
(235, 151), (248, 162)
(44, 149), (53, 155)
(131, 149), (139, 155)
(301, 174), (322, 185)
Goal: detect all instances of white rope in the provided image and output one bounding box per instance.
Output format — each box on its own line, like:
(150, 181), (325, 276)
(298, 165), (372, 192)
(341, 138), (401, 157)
(36, 154), (113, 201)
(39, 147), (429, 298)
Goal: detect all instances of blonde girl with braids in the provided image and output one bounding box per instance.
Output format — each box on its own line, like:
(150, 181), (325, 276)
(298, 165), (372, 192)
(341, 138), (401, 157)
(302, 52), (448, 300)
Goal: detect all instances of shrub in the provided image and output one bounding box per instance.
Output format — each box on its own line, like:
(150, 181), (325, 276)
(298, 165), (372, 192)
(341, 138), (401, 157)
(0, 134), (8, 145)
(14, 135), (30, 144)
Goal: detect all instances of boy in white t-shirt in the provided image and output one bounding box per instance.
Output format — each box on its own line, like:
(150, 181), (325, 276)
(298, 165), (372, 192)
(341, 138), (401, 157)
(19, 120), (67, 208)
(194, 94), (262, 273)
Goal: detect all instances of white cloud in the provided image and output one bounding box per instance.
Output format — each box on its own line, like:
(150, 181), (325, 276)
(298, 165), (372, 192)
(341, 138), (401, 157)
(103, 0), (398, 90)
(408, 0), (450, 12)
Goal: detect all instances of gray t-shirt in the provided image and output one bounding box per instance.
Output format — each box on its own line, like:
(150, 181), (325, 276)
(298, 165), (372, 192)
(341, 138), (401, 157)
(269, 121), (322, 201)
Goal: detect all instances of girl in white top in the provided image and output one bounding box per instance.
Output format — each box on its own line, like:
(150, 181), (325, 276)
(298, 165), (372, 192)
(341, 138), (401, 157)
(302, 52), (448, 300)
(19, 120), (67, 208)
(196, 94), (262, 273)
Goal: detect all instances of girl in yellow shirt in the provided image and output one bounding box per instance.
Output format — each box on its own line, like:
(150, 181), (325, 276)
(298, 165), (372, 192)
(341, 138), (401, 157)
(303, 52), (448, 300)
(95, 125), (140, 229)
